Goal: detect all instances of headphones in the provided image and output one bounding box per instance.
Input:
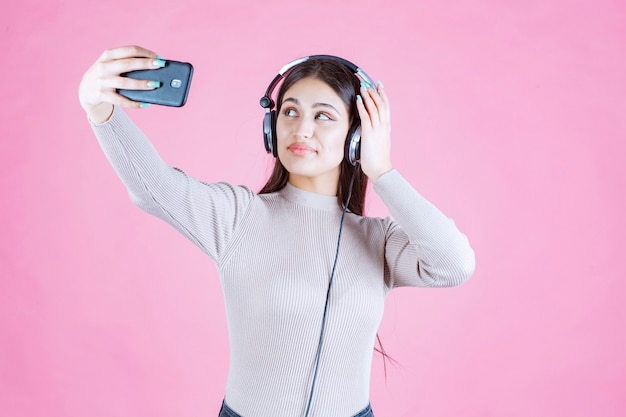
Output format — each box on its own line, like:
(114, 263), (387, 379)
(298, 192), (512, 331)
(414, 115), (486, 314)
(259, 55), (375, 166)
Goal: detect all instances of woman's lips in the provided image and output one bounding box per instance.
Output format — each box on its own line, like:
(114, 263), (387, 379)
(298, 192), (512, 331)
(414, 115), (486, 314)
(288, 144), (316, 156)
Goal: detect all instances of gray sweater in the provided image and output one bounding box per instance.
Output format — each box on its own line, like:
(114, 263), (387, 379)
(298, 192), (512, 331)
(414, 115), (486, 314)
(91, 106), (475, 417)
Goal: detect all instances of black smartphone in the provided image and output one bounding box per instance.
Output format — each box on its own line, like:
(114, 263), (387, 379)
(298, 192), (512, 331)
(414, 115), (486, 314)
(118, 60), (193, 107)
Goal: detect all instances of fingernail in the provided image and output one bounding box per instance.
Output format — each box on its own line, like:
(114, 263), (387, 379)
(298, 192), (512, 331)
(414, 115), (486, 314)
(153, 59), (166, 68)
(156, 55), (163, 60)
(360, 81), (372, 89)
(147, 80), (161, 88)
(140, 103), (151, 109)
(377, 80), (384, 88)
(356, 95), (363, 103)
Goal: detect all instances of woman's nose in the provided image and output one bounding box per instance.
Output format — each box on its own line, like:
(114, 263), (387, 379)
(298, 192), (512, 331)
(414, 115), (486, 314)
(294, 117), (314, 139)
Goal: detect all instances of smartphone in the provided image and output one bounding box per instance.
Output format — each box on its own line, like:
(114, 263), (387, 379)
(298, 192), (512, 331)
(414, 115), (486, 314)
(118, 60), (193, 107)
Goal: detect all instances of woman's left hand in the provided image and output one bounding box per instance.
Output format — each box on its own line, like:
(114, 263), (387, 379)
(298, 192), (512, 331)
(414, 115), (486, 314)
(356, 81), (393, 182)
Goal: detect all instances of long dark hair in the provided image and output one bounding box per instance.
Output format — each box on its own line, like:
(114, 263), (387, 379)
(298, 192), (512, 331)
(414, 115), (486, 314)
(258, 58), (368, 215)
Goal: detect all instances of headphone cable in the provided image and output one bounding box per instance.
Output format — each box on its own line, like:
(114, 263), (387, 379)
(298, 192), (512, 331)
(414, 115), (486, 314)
(303, 163), (360, 417)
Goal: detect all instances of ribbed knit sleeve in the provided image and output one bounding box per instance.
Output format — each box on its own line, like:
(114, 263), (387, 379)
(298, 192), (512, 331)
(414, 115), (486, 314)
(90, 106), (255, 262)
(374, 169), (475, 288)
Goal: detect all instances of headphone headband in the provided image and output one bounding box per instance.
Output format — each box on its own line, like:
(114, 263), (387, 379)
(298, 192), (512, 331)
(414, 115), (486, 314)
(260, 55), (375, 109)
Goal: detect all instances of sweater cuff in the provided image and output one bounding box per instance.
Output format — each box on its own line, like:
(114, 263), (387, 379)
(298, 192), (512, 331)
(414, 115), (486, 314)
(372, 169), (406, 196)
(373, 169), (433, 222)
(88, 105), (122, 126)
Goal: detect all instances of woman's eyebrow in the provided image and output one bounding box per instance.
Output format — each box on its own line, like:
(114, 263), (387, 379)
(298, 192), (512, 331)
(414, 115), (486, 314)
(283, 97), (342, 115)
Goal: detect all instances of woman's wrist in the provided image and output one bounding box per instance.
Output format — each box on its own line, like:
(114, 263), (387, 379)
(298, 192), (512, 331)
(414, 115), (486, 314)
(86, 103), (114, 125)
(367, 165), (394, 184)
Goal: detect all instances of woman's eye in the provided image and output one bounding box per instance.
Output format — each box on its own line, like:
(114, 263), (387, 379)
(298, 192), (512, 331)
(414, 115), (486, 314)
(316, 113), (332, 121)
(284, 108), (297, 117)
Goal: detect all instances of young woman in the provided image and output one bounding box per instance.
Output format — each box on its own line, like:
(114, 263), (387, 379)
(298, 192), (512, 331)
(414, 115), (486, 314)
(79, 45), (475, 417)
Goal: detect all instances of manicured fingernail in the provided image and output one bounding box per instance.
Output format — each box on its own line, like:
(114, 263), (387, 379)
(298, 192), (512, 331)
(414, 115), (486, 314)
(156, 55), (163, 60)
(356, 94), (363, 103)
(153, 59), (166, 68)
(377, 80), (384, 88)
(147, 80), (161, 88)
(360, 81), (372, 89)
(140, 103), (151, 109)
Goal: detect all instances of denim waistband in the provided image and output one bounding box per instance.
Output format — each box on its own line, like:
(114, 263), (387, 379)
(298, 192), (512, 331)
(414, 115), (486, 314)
(219, 400), (374, 417)
(352, 402), (373, 417)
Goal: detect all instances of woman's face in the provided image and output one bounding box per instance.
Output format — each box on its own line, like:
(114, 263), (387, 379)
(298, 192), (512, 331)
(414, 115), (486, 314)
(276, 77), (351, 195)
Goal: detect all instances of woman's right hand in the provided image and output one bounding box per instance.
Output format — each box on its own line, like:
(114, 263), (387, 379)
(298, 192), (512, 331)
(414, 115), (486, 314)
(78, 45), (163, 123)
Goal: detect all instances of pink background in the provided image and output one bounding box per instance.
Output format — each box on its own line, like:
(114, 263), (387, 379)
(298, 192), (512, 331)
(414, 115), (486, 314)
(1, 0), (625, 416)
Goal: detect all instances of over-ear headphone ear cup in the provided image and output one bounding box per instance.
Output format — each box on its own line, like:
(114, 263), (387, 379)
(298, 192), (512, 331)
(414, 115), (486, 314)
(263, 111), (272, 154)
(263, 110), (278, 157)
(345, 126), (361, 166)
(270, 110), (278, 157)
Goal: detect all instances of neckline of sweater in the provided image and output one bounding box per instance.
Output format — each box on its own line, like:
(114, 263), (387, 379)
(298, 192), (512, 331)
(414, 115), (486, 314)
(279, 182), (342, 212)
